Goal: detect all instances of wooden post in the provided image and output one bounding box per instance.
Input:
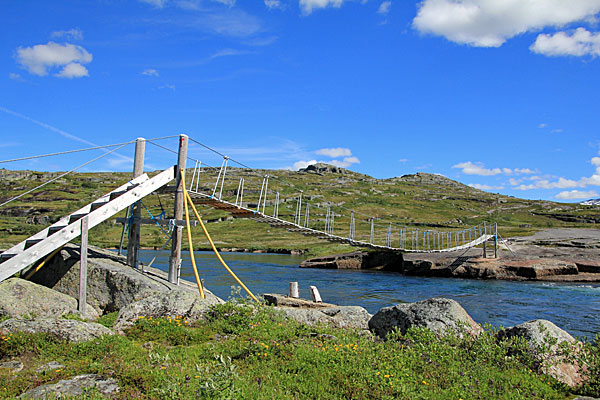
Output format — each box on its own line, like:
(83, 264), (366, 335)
(494, 222), (498, 258)
(79, 216), (88, 315)
(127, 138), (145, 269)
(289, 281), (299, 298)
(482, 222), (487, 258)
(169, 134), (188, 284)
(309, 285), (322, 303)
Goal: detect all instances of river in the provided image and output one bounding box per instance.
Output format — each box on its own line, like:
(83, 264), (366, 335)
(138, 250), (600, 340)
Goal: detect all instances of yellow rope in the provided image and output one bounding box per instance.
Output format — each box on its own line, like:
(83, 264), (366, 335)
(24, 245), (64, 280)
(181, 171), (205, 299)
(181, 169), (259, 303)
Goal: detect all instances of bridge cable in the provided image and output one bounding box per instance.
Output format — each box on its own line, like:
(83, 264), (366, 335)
(0, 142), (130, 209)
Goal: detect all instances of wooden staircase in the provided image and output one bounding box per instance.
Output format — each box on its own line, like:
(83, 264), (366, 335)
(0, 166), (176, 282)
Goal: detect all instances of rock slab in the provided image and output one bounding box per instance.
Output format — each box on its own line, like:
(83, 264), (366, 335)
(19, 374), (119, 399)
(114, 288), (223, 333)
(0, 318), (114, 343)
(498, 319), (583, 387)
(0, 278), (98, 321)
(368, 297), (483, 338)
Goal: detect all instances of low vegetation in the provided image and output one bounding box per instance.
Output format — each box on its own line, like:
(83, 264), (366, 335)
(1, 167), (599, 256)
(1, 300), (599, 399)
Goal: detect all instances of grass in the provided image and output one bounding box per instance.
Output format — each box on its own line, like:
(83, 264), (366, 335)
(1, 300), (599, 399)
(1, 167), (599, 256)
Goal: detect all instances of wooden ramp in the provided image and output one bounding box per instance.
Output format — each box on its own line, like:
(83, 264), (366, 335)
(0, 166), (176, 283)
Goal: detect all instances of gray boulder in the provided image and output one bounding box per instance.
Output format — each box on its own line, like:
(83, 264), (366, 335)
(0, 360), (24, 373)
(498, 319), (583, 387)
(276, 306), (371, 330)
(113, 288), (223, 333)
(368, 297), (483, 339)
(264, 293), (371, 330)
(0, 318), (114, 342)
(19, 374), (119, 399)
(0, 278), (98, 321)
(29, 244), (222, 314)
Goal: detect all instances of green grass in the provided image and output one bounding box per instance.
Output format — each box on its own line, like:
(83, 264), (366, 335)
(1, 301), (598, 399)
(1, 167), (599, 256)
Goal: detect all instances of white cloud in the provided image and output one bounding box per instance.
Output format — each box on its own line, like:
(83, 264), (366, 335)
(453, 161), (535, 176)
(556, 190), (599, 200)
(315, 147), (352, 158)
(140, 0), (168, 7)
(142, 69), (160, 76)
(293, 159), (318, 170)
(9, 73), (22, 81)
(531, 27), (600, 57)
(539, 123), (547, 128)
(453, 161), (502, 176)
(378, 1), (391, 15)
(399, 158), (408, 163)
(55, 62), (89, 78)
(15, 42), (92, 77)
(468, 183), (504, 190)
(158, 84), (176, 90)
(51, 28), (83, 41)
(265, 0), (282, 9)
(300, 0), (344, 15)
(330, 156), (360, 168)
(515, 178), (580, 190)
(413, 0), (600, 47)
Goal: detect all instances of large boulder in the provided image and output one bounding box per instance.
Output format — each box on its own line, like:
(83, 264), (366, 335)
(29, 244), (222, 314)
(19, 374), (119, 399)
(368, 298), (483, 339)
(264, 293), (371, 330)
(113, 288), (223, 333)
(0, 318), (114, 342)
(0, 278), (98, 321)
(498, 319), (583, 387)
(276, 306), (371, 330)
(300, 251), (403, 271)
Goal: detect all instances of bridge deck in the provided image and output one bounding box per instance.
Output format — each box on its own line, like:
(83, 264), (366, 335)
(187, 191), (494, 253)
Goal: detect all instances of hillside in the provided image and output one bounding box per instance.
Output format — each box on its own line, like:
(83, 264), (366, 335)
(1, 165), (598, 256)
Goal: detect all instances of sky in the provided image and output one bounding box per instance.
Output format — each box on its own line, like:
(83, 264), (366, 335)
(1, 0), (600, 203)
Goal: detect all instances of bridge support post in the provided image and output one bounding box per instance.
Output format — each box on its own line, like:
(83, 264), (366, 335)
(482, 222), (487, 258)
(494, 222), (498, 258)
(78, 216), (88, 315)
(127, 137), (145, 269)
(169, 134), (188, 284)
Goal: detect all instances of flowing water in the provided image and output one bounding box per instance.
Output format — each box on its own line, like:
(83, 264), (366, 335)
(138, 250), (600, 340)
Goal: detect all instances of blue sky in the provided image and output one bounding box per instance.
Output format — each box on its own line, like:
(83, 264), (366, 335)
(1, 0), (600, 202)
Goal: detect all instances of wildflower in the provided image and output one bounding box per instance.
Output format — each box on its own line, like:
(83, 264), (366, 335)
(422, 380), (429, 386)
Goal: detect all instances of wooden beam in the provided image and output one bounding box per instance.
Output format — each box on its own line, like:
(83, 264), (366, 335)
(127, 137), (145, 269)
(78, 216), (88, 315)
(115, 217), (197, 227)
(169, 134), (188, 284)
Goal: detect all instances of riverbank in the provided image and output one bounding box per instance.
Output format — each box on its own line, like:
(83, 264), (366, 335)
(300, 228), (600, 283)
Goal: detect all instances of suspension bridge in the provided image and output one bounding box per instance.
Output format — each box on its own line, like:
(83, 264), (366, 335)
(0, 134), (498, 285)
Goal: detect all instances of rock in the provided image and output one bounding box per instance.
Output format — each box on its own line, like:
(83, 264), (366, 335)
(276, 306), (371, 330)
(0, 360), (24, 373)
(30, 244), (222, 314)
(35, 361), (64, 373)
(19, 374), (119, 399)
(300, 251), (403, 271)
(264, 293), (337, 309)
(0, 278), (98, 321)
(113, 288), (223, 333)
(0, 318), (114, 342)
(299, 163), (348, 175)
(368, 298), (483, 339)
(498, 319), (583, 387)
(265, 293), (371, 330)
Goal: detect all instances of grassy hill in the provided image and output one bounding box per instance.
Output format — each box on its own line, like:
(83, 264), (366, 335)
(1, 165), (598, 256)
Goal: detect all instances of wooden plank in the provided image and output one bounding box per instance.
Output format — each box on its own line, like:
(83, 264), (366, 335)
(78, 216), (88, 315)
(0, 166), (175, 282)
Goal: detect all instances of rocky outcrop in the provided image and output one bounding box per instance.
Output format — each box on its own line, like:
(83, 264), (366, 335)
(0, 278), (98, 321)
(498, 319), (583, 387)
(0, 318), (114, 342)
(299, 163), (348, 175)
(114, 288), (223, 333)
(264, 294), (371, 330)
(19, 374), (119, 399)
(300, 251), (403, 271)
(368, 298), (483, 339)
(29, 244), (222, 314)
